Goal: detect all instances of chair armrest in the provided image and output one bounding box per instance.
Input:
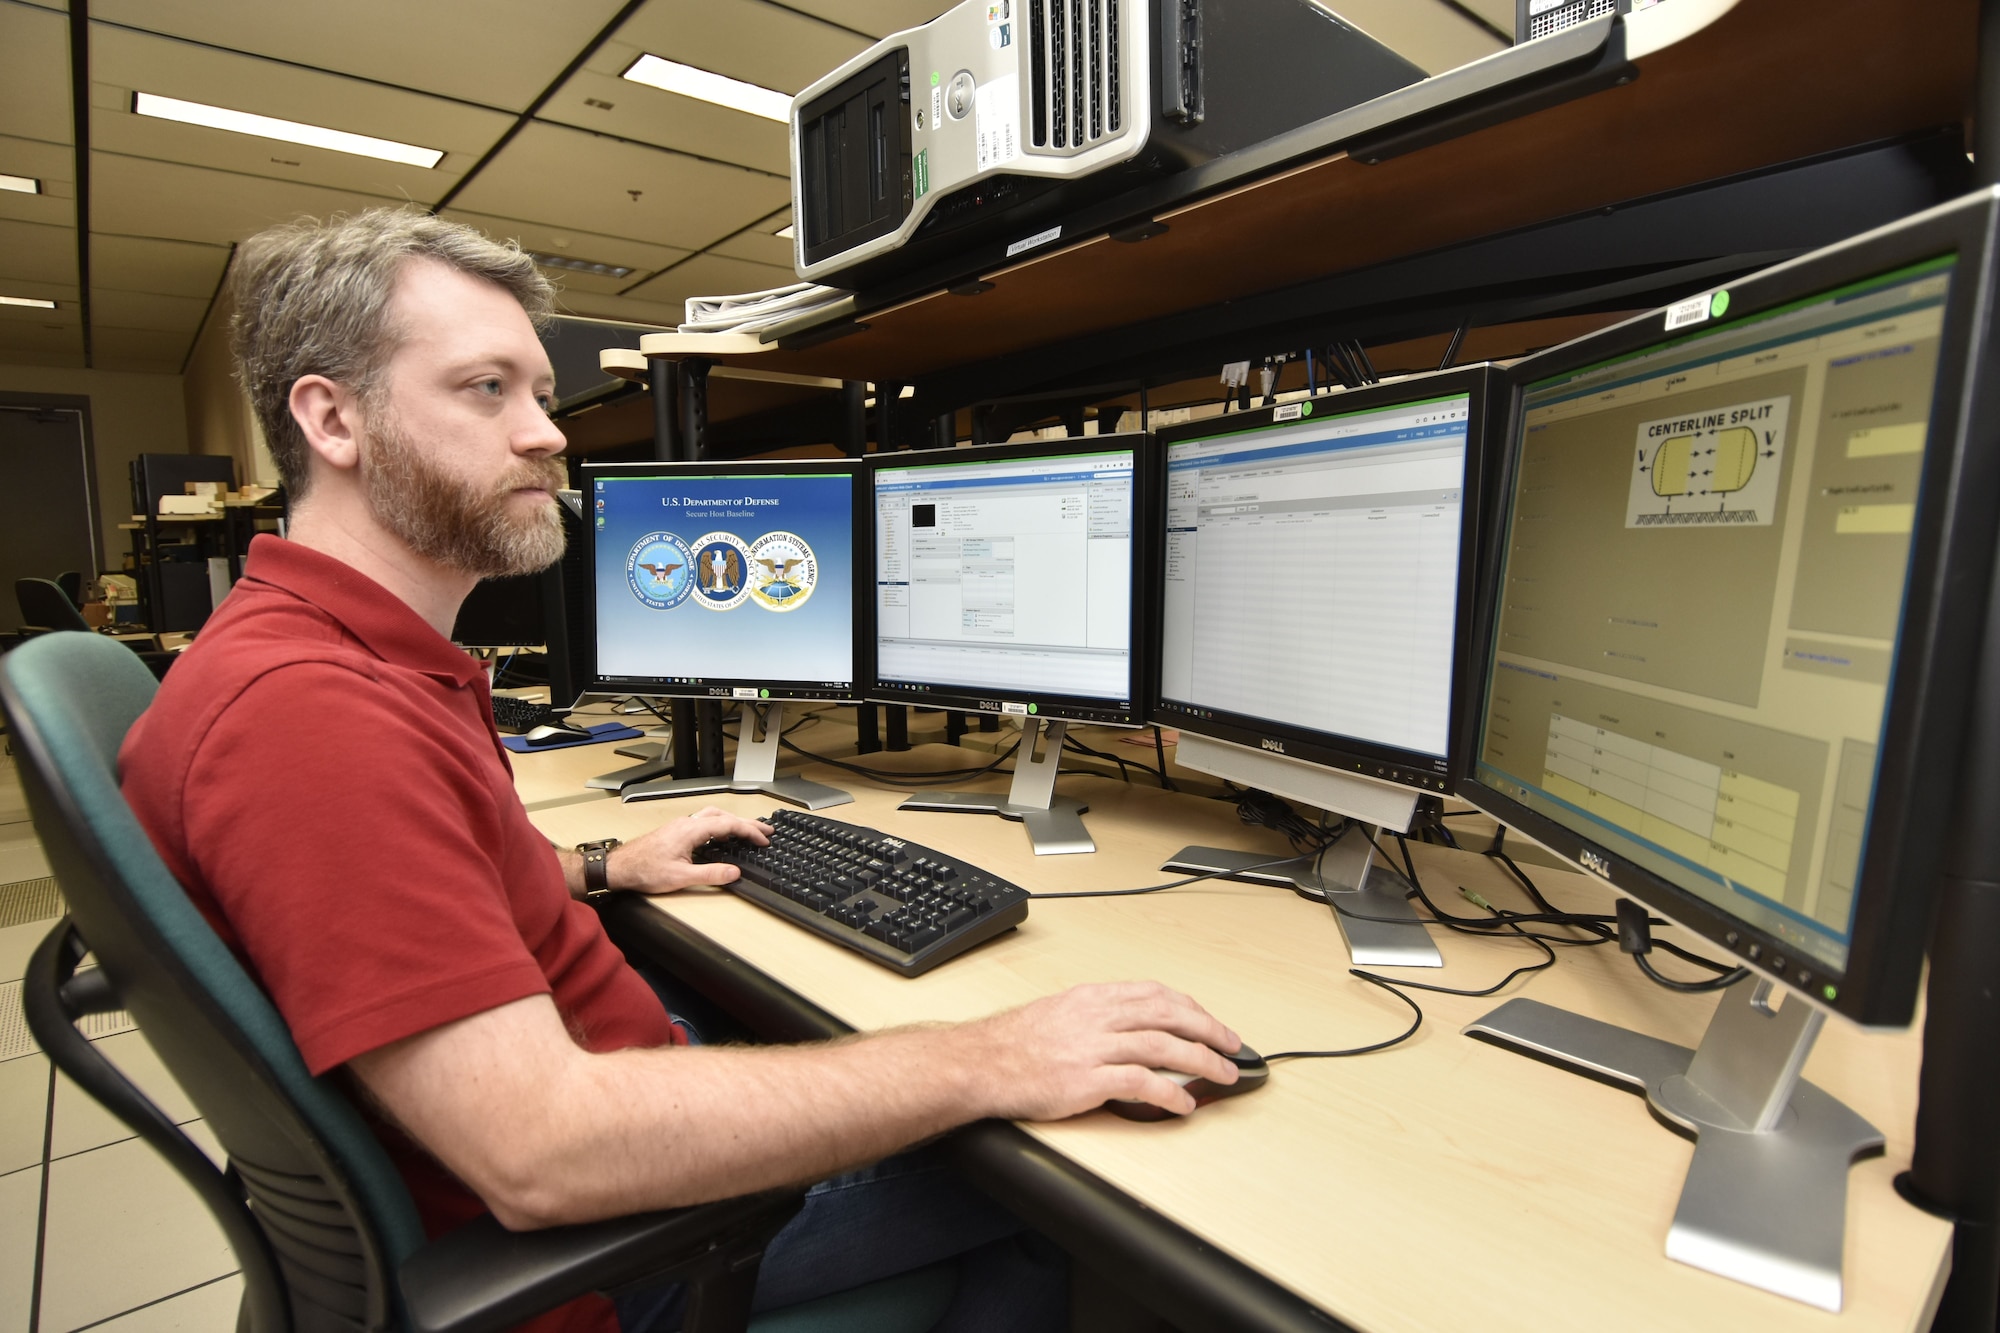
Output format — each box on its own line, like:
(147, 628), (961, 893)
(399, 1189), (805, 1333)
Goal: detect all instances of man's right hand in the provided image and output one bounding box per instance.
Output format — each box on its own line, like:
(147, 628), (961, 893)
(959, 981), (1243, 1121)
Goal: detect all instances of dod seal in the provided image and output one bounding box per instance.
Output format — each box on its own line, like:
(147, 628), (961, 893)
(748, 530), (818, 611)
(689, 532), (753, 611)
(625, 531), (693, 610)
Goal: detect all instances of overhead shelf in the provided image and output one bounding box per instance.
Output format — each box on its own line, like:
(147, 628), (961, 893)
(617, 0), (1972, 388)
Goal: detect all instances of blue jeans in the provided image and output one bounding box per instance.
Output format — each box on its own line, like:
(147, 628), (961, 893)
(613, 1147), (1069, 1332)
(617, 965), (1069, 1331)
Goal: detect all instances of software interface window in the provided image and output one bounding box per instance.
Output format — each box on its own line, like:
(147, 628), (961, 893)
(875, 450), (1134, 703)
(592, 470), (855, 696)
(1476, 260), (1953, 975)
(1159, 396), (1470, 759)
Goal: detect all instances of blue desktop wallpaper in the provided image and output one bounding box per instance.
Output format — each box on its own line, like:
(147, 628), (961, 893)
(592, 471), (854, 687)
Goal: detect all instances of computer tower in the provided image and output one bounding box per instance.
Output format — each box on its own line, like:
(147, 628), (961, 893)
(1517, 0), (1653, 43)
(790, 0), (1424, 288)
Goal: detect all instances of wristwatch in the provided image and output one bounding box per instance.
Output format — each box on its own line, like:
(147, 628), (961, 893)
(576, 838), (622, 902)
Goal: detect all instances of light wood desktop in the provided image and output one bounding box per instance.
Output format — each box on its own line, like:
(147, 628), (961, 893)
(515, 738), (1951, 1333)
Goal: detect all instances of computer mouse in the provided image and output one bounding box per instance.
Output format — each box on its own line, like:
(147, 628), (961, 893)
(523, 723), (591, 746)
(1106, 1042), (1269, 1121)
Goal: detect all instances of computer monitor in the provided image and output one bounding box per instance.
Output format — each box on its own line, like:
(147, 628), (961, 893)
(1148, 366), (1501, 965)
(581, 457), (869, 809)
(1456, 191), (2000, 1308)
(452, 572), (544, 649)
(870, 436), (1146, 853)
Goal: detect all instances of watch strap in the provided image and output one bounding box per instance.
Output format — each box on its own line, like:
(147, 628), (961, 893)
(577, 838), (621, 901)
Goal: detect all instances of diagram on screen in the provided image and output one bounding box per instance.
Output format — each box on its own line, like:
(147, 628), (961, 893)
(1626, 395), (1790, 527)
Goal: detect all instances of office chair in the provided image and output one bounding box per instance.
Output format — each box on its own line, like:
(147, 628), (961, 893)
(56, 569), (85, 607)
(16, 575), (92, 633)
(2, 633), (956, 1333)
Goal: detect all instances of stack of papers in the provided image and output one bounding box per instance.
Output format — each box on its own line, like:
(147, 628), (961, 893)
(679, 281), (850, 335)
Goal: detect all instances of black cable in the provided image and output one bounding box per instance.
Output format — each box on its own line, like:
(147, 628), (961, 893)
(1063, 735), (1136, 785)
(1151, 726), (1180, 792)
(778, 735), (1022, 786)
(1034, 851), (1322, 899)
(1264, 972), (1423, 1059)
(1634, 952), (1750, 993)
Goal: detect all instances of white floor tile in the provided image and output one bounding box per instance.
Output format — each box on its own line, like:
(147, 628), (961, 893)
(0, 919), (55, 989)
(38, 1122), (236, 1333)
(72, 1274), (242, 1332)
(51, 1031), (200, 1161)
(0, 1165), (42, 1333)
(0, 1054), (48, 1175)
(0, 841), (51, 887)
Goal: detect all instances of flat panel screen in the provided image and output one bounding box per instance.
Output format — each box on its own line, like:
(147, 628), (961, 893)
(1473, 257), (1956, 985)
(588, 462), (860, 701)
(873, 440), (1139, 723)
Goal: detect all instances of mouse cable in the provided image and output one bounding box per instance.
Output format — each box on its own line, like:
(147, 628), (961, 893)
(1263, 972), (1424, 1060)
(777, 735), (1023, 787)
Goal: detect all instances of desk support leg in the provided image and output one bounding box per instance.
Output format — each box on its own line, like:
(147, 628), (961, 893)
(899, 718), (1094, 855)
(1465, 986), (1881, 1311)
(1160, 824), (1443, 967)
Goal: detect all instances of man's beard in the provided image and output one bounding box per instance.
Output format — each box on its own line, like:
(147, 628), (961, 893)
(358, 413), (567, 578)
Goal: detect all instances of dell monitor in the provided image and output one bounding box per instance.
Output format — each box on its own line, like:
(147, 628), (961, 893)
(1457, 192), (2000, 1308)
(453, 572), (544, 649)
(1149, 366), (1500, 966)
(870, 436), (1146, 853)
(581, 457), (869, 809)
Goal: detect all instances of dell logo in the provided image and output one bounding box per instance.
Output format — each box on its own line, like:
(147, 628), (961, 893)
(1579, 849), (1612, 879)
(1260, 738), (1285, 754)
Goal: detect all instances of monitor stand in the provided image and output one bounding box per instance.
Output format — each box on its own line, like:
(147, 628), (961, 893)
(585, 742), (673, 792)
(1161, 823), (1443, 967)
(1465, 979), (1881, 1310)
(620, 703), (852, 810)
(898, 717), (1093, 855)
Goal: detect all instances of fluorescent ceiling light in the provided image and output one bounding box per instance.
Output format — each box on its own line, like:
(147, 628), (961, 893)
(0, 173), (40, 194)
(527, 250), (634, 279)
(621, 55), (791, 122)
(0, 296), (58, 308)
(132, 92), (445, 168)
(773, 224), (795, 240)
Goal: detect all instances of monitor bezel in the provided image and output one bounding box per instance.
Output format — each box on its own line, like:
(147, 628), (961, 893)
(1457, 189), (2000, 1028)
(866, 433), (1151, 726)
(579, 456), (872, 704)
(1145, 365), (1503, 799)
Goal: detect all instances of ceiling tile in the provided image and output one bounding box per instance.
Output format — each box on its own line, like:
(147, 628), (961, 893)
(90, 234), (230, 298)
(0, 182), (76, 229)
(88, 0), (628, 112)
(623, 252), (799, 311)
(89, 26), (515, 201)
(552, 288), (687, 328)
(1327, 0), (1507, 75)
(0, 134), (74, 185)
(0, 219), (78, 287)
(447, 122), (791, 253)
(92, 324), (193, 363)
(440, 208), (694, 277)
(778, 1), (945, 41)
(538, 68), (792, 177)
(91, 153), (410, 247)
(710, 216), (794, 268)
(600, 0), (872, 95)
(91, 288), (210, 333)
(0, 3), (74, 145)
(0, 325), (86, 370)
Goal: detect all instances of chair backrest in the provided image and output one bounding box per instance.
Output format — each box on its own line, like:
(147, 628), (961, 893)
(1, 633), (427, 1332)
(16, 577), (91, 633)
(55, 570), (85, 608)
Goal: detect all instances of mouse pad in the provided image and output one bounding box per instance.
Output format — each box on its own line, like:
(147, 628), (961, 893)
(500, 722), (644, 753)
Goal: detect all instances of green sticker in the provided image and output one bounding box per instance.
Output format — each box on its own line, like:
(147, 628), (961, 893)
(913, 148), (929, 200)
(1710, 290), (1731, 318)
(931, 70), (941, 86)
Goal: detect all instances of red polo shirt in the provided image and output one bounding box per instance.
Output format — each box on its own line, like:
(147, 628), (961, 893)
(121, 535), (682, 1333)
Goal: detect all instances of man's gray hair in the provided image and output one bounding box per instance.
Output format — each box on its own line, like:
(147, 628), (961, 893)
(228, 208), (555, 498)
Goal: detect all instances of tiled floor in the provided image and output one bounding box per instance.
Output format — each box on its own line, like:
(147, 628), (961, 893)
(0, 752), (242, 1333)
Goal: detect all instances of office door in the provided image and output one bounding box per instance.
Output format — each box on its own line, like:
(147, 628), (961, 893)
(0, 405), (98, 633)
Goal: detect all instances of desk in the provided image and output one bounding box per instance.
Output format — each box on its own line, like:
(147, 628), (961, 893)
(516, 742), (1951, 1333)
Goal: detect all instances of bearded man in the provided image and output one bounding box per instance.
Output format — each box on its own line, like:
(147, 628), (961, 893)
(118, 209), (1244, 1333)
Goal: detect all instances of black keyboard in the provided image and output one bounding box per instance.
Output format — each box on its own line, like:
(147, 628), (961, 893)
(491, 695), (555, 734)
(695, 810), (1031, 977)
